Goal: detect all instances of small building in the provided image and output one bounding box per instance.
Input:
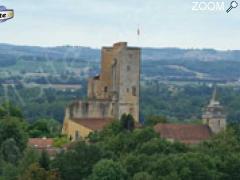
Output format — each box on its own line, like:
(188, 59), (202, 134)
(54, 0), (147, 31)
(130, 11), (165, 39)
(28, 138), (61, 157)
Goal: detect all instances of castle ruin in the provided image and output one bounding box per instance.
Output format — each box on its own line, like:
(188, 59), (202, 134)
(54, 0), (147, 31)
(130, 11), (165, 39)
(62, 42), (141, 140)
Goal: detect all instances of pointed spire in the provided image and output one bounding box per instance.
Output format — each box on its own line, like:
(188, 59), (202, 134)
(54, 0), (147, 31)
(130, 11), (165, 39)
(210, 85), (219, 106)
(212, 85), (217, 101)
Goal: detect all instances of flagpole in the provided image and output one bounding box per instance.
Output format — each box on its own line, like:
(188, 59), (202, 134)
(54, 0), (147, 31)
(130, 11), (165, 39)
(137, 24), (141, 123)
(137, 24), (140, 46)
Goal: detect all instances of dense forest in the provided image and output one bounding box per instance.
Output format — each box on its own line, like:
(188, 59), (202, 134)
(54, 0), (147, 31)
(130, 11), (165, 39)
(1, 104), (240, 179)
(141, 83), (240, 123)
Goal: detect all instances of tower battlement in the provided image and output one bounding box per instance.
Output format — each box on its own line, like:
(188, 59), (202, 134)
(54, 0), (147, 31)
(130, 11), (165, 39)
(113, 42), (128, 48)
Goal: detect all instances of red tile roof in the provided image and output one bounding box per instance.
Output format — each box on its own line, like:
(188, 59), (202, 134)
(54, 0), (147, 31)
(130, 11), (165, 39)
(28, 138), (62, 156)
(28, 138), (53, 149)
(72, 118), (113, 131)
(154, 124), (212, 144)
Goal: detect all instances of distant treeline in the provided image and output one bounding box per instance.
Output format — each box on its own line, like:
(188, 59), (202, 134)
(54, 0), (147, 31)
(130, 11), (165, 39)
(0, 83), (240, 124)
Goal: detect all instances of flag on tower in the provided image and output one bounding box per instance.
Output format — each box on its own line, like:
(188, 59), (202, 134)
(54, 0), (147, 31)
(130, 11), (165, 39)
(137, 27), (140, 36)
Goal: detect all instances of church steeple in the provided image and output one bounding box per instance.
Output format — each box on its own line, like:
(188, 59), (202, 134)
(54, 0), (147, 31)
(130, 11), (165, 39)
(212, 86), (217, 101)
(202, 86), (226, 134)
(210, 86), (219, 106)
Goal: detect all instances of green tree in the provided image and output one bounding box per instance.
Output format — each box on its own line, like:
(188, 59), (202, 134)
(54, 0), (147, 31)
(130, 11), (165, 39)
(145, 115), (167, 126)
(53, 135), (69, 147)
(91, 159), (126, 180)
(120, 114), (135, 131)
(28, 118), (61, 138)
(219, 153), (240, 180)
(133, 172), (153, 180)
(123, 154), (150, 178)
(0, 102), (23, 119)
(52, 142), (103, 180)
(0, 117), (28, 152)
(19, 163), (49, 180)
(0, 138), (21, 165)
(198, 129), (240, 155)
(39, 150), (50, 170)
(18, 148), (40, 175)
(0, 162), (18, 180)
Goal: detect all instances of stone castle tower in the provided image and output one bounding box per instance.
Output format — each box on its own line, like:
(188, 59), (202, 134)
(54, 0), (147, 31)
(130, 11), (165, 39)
(202, 87), (226, 134)
(87, 42), (141, 121)
(62, 42), (141, 140)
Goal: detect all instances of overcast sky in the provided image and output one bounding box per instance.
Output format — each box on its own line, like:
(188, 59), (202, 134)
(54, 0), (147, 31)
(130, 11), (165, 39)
(0, 0), (239, 49)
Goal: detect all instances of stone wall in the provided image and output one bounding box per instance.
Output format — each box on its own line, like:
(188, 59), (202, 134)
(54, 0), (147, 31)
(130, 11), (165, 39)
(117, 47), (140, 121)
(87, 77), (110, 100)
(66, 100), (113, 119)
(204, 117), (226, 134)
(62, 119), (92, 140)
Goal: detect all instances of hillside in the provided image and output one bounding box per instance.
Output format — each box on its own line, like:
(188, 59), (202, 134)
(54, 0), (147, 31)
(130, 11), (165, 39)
(1, 44), (240, 123)
(1, 44), (240, 83)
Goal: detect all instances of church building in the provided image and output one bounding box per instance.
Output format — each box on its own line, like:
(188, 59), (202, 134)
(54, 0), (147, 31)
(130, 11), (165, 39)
(154, 87), (227, 144)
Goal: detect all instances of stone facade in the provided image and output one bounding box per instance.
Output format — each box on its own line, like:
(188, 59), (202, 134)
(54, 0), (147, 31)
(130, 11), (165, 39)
(62, 119), (94, 141)
(87, 42), (141, 121)
(202, 88), (227, 134)
(62, 42), (141, 140)
(65, 100), (113, 120)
